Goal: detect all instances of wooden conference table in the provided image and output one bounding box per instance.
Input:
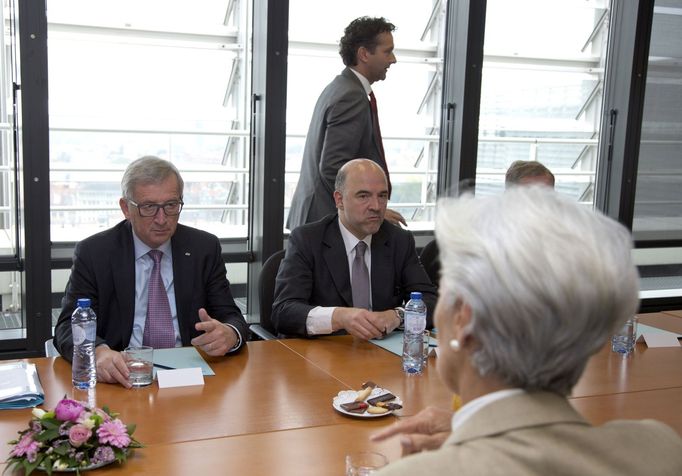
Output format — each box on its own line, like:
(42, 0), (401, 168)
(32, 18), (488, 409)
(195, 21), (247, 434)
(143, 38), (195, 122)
(1, 311), (681, 475)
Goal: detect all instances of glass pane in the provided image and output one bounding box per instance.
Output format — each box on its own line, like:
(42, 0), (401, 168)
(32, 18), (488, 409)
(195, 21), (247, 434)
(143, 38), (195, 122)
(47, 0), (251, 241)
(476, 0), (608, 201)
(0, 271), (25, 340)
(285, 0), (445, 230)
(632, 1), (682, 242)
(0, 2), (25, 344)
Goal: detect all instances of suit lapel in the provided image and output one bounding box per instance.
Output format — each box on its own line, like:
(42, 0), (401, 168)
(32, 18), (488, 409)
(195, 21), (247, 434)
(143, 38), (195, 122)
(370, 225), (393, 310)
(112, 222), (136, 345)
(322, 219), (353, 307)
(171, 225), (194, 344)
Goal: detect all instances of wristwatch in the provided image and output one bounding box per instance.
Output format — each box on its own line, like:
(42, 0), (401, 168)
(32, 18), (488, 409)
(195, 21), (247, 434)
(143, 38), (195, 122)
(394, 307), (405, 330)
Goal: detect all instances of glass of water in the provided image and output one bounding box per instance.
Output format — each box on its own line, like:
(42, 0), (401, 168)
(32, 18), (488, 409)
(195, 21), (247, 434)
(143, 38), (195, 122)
(122, 346), (154, 387)
(345, 451), (388, 476)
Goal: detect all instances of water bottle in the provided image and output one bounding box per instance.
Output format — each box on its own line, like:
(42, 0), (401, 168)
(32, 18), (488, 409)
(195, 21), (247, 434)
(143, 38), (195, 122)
(402, 292), (427, 374)
(71, 298), (97, 389)
(611, 316), (638, 355)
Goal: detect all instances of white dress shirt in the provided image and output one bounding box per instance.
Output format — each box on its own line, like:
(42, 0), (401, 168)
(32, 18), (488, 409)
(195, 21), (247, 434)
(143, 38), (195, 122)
(305, 218), (372, 335)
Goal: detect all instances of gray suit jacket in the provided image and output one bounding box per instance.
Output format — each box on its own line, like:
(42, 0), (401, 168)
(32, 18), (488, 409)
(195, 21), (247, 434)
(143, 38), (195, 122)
(272, 214), (437, 337)
(287, 68), (385, 230)
(54, 220), (249, 360)
(377, 391), (682, 476)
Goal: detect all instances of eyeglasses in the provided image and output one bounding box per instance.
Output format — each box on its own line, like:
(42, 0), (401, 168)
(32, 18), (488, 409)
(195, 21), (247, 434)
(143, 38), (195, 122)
(128, 200), (184, 217)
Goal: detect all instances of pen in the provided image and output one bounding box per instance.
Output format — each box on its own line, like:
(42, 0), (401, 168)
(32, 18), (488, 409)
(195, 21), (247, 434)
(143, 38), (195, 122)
(153, 363), (176, 370)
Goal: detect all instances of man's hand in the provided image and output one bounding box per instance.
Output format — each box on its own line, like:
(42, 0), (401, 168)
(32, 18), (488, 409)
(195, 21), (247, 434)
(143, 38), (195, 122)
(370, 406), (453, 456)
(332, 308), (399, 340)
(191, 308), (239, 355)
(95, 345), (131, 388)
(384, 208), (407, 227)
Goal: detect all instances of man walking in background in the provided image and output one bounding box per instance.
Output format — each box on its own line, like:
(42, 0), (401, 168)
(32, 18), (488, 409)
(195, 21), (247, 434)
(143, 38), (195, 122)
(287, 16), (406, 230)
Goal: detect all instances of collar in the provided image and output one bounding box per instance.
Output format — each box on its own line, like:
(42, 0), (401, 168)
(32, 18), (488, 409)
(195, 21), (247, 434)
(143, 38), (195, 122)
(132, 230), (172, 260)
(446, 391), (588, 446)
(337, 216), (372, 256)
(348, 68), (372, 95)
(451, 388), (524, 432)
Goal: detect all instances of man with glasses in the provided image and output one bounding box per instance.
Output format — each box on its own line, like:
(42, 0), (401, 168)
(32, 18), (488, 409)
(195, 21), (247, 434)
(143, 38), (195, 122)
(54, 156), (248, 388)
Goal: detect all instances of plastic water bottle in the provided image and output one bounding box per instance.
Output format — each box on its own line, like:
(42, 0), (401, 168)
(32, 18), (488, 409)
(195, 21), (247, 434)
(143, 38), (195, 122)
(71, 298), (97, 389)
(611, 316), (638, 355)
(402, 292), (427, 374)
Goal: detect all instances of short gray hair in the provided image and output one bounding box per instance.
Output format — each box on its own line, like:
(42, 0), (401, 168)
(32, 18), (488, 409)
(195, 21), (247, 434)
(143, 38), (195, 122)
(435, 187), (639, 395)
(121, 156), (184, 200)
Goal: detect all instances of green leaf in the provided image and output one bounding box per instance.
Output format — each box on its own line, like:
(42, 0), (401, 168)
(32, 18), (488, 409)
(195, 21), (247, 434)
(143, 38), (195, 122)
(36, 428), (59, 442)
(126, 423), (136, 435)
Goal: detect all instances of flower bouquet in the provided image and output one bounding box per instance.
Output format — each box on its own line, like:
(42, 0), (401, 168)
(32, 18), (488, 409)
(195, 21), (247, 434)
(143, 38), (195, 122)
(5, 398), (143, 475)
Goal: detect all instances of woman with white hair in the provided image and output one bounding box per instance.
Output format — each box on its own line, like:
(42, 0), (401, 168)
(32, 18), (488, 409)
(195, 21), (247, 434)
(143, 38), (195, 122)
(373, 187), (682, 475)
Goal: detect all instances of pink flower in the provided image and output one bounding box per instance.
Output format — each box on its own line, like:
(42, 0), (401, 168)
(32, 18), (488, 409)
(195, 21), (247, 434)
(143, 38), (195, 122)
(10, 433), (41, 463)
(54, 399), (85, 422)
(68, 424), (92, 448)
(96, 419), (131, 448)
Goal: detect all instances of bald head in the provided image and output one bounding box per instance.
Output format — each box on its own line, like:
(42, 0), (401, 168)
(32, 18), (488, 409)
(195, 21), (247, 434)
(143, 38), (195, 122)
(334, 159), (388, 239)
(335, 159), (387, 194)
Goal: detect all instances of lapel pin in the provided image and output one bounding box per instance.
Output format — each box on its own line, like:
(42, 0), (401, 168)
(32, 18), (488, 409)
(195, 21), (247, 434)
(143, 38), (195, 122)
(185, 252), (191, 256)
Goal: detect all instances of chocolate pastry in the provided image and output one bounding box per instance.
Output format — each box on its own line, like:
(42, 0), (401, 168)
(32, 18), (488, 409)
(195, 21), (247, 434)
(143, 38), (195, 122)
(367, 393), (396, 406)
(340, 401), (369, 414)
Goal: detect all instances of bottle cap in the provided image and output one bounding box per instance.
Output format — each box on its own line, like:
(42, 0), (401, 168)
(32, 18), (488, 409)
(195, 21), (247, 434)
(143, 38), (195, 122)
(76, 298), (91, 308)
(410, 292), (422, 300)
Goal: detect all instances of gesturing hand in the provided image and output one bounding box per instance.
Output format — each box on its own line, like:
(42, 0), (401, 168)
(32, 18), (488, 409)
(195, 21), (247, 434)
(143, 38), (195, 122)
(370, 406), (453, 456)
(191, 308), (238, 355)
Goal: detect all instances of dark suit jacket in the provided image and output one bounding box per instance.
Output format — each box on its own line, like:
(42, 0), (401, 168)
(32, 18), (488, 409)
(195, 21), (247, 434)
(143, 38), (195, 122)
(287, 68), (385, 229)
(54, 220), (249, 360)
(272, 214), (437, 337)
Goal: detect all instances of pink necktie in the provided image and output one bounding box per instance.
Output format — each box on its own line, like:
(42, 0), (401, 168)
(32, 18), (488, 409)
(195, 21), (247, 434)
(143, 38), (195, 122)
(369, 91), (392, 196)
(143, 250), (176, 348)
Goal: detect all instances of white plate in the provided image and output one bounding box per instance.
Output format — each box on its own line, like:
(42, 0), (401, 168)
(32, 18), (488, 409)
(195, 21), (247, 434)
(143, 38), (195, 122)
(332, 387), (403, 418)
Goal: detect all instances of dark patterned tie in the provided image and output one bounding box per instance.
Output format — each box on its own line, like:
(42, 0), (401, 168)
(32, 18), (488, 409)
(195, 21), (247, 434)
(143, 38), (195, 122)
(142, 250), (176, 348)
(369, 91), (392, 196)
(351, 241), (370, 310)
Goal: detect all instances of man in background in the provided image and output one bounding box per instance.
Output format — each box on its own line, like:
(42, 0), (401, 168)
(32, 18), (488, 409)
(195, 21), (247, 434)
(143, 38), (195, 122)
(505, 160), (555, 188)
(55, 156), (249, 387)
(274, 159), (436, 339)
(287, 16), (406, 231)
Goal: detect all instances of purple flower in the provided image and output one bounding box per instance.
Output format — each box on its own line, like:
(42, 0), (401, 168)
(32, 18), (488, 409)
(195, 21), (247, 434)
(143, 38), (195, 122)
(9, 433), (41, 463)
(54, 399), (85, 422)
(59, 422), (71, 436)
(91, 445), (115, 465)
(68, 424), (92, 448)
(96, 419), (131, 448)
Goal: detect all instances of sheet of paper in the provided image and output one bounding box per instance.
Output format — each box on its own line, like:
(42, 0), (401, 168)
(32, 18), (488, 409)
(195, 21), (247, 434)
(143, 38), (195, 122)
(370, 331), (404, 356)
(638, 332), (681, 348)
(157, 368), (205, 388)
(153, 347), (215, 376)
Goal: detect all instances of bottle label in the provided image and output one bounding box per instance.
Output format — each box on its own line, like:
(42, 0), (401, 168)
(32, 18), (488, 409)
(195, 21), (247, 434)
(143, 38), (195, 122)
(404, 311), (426, 334)
(73, 325), (86, 345)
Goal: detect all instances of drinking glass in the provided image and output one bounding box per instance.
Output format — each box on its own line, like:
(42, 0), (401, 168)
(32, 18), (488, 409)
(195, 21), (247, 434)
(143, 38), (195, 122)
(345, 451), (388, 475)
(122, 346), (154, 387)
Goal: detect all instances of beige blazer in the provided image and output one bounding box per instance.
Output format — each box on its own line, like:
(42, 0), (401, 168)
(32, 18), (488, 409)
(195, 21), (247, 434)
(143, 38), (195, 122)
(377, 391), (682, 476)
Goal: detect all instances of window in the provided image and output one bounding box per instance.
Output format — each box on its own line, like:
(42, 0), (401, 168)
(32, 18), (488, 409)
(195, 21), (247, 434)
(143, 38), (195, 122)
(285, 0), (446, 230)
(47, 0), (252, 242)
(632, 2), (682, 243)
(475, 0), (609, 202)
